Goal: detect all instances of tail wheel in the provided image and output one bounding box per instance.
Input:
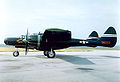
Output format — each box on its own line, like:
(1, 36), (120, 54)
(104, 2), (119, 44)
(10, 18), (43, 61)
(13, 51), (19, 57)
(47, 50), (55, 58)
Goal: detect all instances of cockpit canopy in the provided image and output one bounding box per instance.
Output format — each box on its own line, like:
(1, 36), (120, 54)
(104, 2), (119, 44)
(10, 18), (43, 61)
(28, 33), (43, 42)
(20, 35), (25, 39)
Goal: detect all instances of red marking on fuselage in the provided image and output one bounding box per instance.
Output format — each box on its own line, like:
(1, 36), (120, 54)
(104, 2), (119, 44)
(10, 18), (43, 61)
(101, 41), (111, 44)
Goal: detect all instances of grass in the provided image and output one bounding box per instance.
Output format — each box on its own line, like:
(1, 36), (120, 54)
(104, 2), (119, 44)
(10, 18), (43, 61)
(0, 47), (119, 52)
(0, 47), (38, 52)
(0, 47), (92, 52)
(69, 47), (120, 50)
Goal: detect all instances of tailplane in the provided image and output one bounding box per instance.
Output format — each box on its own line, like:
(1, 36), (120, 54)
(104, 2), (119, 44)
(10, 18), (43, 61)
(87, 31), (99, 40)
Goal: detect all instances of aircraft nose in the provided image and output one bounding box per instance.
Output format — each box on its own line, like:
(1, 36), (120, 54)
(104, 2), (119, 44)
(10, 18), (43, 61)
(4, 38), (9, 44)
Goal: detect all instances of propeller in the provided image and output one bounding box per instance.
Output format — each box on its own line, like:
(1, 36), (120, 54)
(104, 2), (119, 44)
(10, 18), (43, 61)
(23, 29), (29, 55)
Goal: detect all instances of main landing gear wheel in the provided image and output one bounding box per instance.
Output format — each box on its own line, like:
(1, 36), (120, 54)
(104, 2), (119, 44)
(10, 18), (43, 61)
(44, 51), (48, 56)
(47, 50), (55, 58)
(44, 50), (56, 58)
(13, 51), (19, 57)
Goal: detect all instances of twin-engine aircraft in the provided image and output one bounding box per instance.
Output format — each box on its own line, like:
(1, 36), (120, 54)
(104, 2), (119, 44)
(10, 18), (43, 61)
(4, 27), (117, 58)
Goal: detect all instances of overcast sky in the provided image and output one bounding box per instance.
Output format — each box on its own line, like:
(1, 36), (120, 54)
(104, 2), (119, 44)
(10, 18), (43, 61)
(0, 0), (120, 45)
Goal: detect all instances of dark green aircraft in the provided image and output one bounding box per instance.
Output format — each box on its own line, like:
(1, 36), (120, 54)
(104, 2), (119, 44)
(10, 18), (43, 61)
(4, 27), (117, 58)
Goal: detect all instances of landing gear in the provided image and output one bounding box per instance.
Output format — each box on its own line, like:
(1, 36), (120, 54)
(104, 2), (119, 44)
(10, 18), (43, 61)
(44, 51), (48, 56)
(44, 49), (56, 58)
(47, 50), (55, 58)
(13, 48), (19, 57)
(13, 51), (19, 57)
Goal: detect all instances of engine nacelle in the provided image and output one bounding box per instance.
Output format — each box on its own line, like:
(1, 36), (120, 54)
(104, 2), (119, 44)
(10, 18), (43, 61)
(43, 28), (71, 41)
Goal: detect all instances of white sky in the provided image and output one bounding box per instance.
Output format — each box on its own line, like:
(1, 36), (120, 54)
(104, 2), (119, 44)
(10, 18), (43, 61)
(0, 0), (120, 45)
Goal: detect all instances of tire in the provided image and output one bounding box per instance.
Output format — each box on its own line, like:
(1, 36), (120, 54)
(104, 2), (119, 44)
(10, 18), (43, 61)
(13, 51), (19, 57)
(43, 51), (48, 56)
(47, 50), (55, 58)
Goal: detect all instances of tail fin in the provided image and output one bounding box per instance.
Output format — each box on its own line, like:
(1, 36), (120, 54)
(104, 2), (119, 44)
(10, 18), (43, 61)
(99, 26), (117, 47)
(87, 31), (99, 40)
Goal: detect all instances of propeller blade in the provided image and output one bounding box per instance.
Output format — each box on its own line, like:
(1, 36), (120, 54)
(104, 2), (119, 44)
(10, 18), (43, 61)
(25, 43), (28, 55)
(24, 29), (29, 55)
(26, 29), (28, 40)
(22, 29), (28, 43)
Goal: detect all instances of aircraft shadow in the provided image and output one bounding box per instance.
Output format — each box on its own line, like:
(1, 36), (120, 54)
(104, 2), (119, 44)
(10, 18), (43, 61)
(56, 54), (95, 65)
(102, 56), (120, 59)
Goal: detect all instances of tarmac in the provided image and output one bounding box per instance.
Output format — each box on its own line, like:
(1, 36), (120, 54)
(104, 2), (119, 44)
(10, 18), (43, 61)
(0, 50), (120, 82)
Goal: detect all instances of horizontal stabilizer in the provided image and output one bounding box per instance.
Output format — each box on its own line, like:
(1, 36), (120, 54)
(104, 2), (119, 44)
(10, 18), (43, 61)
(87, 31), (99, 40)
